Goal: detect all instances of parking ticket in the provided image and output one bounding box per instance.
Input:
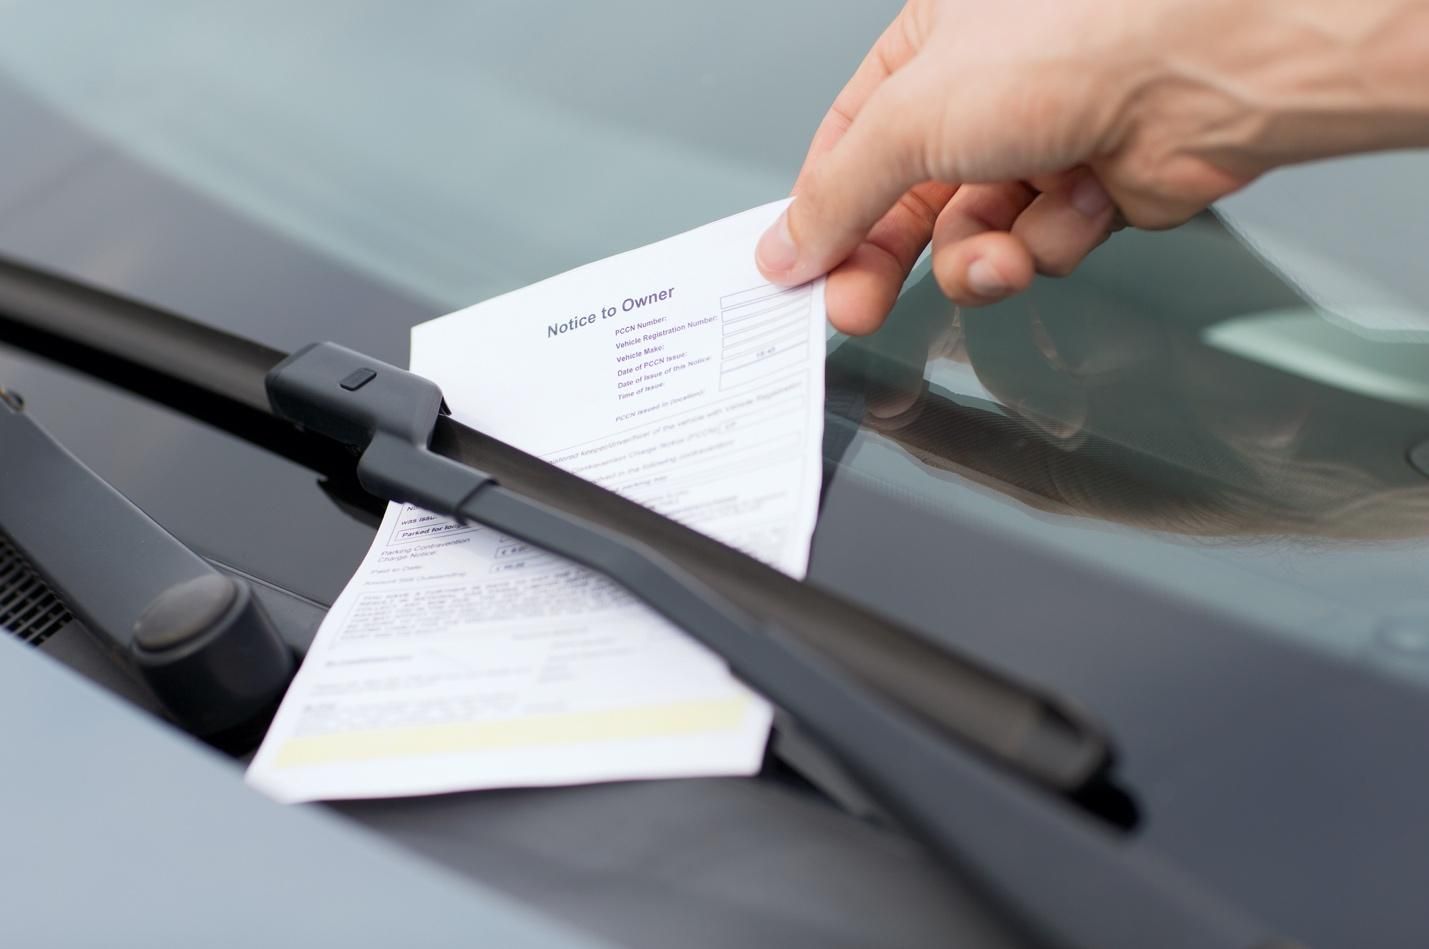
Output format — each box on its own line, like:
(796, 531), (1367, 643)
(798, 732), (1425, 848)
(247, 200), (824, 801)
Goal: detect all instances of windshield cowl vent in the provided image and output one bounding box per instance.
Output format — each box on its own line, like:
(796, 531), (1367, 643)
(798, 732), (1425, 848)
(0, 532), (72, 647)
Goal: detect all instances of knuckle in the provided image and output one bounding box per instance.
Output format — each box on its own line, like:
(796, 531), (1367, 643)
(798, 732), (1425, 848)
(895, 189), (942, 231)
(1102, 149), (1239, 231)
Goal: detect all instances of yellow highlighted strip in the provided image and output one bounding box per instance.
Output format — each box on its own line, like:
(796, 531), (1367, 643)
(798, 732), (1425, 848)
(275, 698), (751, 768)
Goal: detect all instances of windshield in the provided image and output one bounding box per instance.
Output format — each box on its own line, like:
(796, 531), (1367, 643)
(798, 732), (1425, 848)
(4, 0), (1429, 696)
(833, 229), (1429, 687)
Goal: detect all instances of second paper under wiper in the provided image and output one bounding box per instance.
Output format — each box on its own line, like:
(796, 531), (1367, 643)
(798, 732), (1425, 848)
(250, 201), (825, 800)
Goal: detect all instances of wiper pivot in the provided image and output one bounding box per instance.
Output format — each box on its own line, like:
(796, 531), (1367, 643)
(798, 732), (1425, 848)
(0, 393), (294, 745)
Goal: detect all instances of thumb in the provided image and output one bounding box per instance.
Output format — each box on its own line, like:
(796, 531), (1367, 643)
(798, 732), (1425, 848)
(757, 60), (938, 287)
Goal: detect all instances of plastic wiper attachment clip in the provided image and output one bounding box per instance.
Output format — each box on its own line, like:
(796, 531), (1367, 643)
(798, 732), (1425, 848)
(266, 342), (495, 519)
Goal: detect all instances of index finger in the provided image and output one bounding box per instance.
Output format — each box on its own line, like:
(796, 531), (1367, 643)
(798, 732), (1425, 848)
(791, 5), (927, 194)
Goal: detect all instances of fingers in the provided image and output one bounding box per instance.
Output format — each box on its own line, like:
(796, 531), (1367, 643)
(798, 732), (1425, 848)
(763, 0), (1124, 324)
(1098, 155), (1248, 231)
(929, 173), (1116, 306)
(824, 181), (957, 335)
(770, 1), (936, 335)
(1010, 172), (1117, 277)
(757, 58), (938, 288)
(790, 6), (926, 194)
(932, 231), (1036, 305)
(929, 182), (1038, 305)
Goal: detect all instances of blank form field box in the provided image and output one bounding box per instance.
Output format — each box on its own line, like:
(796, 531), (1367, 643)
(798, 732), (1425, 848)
(719, 284), (813, 389)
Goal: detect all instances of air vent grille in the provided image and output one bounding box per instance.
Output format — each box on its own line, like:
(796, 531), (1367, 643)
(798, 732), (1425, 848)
(0, 533), (71, 647)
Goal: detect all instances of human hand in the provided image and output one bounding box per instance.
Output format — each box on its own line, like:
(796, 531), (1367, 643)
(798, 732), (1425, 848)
(759, 0), (1429, 334)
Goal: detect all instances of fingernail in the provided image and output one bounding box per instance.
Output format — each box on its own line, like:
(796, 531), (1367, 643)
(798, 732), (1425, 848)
(756, 210), (799, 274)
(967, 259), (1008, 297)
(1070, 176), (1112, 218)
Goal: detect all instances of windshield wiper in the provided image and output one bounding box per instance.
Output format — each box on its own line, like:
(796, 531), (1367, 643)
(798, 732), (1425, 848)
(0, 254), (1104, 792)
(0, 254), (1299, 949)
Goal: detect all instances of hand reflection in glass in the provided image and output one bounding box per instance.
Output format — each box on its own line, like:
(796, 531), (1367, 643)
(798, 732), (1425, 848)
(837, 276), (1429, 541)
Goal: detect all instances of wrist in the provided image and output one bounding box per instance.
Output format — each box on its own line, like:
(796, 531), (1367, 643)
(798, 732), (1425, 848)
(1117, 0), (1429, 177)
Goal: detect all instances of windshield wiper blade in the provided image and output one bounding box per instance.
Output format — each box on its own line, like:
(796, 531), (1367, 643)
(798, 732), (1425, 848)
(0, 254), (1299, 949)
(0, 253), (1104, 792)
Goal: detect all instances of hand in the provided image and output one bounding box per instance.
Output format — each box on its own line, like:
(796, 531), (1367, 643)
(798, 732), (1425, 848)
(758, 0), (1429, 335)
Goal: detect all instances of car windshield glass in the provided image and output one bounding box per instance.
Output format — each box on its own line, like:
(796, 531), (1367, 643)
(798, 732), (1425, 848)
(4, 2), (1429, 698)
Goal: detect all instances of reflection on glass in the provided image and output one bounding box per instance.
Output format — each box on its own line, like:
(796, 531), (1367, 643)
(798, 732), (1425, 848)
(826, 215), (1429, 684)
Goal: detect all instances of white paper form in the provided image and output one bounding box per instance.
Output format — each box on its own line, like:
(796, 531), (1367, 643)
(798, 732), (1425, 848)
(247, 201), (825, 802)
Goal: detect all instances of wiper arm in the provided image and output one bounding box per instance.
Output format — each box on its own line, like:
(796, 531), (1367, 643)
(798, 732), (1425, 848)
(0, 254), (1104, 792)
(0, 391), (294, 745)
(0, 255), (1299, 949)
